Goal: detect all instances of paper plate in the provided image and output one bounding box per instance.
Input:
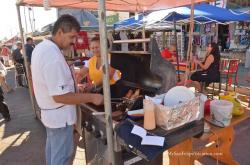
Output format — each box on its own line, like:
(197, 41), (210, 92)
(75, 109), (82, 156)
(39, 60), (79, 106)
(164, 86), (195, 107)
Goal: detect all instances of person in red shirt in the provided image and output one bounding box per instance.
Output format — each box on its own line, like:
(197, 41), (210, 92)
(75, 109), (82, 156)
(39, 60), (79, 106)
(161, 45), (177, 62)
(0, 45), (10, 66)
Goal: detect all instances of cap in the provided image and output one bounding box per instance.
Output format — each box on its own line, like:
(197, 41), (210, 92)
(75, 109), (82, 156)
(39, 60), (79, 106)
(16, 41), (22, 45)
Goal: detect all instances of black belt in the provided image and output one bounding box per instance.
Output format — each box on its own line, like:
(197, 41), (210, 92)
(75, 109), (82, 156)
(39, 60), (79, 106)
(40, 105), (66, 110)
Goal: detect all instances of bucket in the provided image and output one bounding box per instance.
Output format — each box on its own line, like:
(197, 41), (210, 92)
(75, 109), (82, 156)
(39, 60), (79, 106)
(210, 100), (233, 127)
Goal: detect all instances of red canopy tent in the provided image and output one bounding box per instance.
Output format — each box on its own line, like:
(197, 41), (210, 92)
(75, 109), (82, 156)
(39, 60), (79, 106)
(18, 0), (211, 11)
(3, 36), (20, 46)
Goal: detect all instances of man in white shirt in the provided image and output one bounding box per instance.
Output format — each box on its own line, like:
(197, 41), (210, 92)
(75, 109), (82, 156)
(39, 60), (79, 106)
(31, 15), (103, 165)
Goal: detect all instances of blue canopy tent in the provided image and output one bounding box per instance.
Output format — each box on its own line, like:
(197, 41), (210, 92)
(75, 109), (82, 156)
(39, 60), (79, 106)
(113, 13), (181, 31)
(114, 3), (250, 30)
(113, 14), (144, 30)
(113, 3), (250, 82)
(146, 3), (250, 25)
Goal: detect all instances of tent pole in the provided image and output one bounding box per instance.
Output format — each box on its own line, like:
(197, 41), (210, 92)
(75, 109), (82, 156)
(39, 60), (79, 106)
(173, 13), (181, 82)
(215, 23), (219, 43)
(185, 0), (195, 84)
(142, 26), (146, 51)
(16, 4), (38, 117)
(162, 31), (166, 49)
(23, 6), (28, 34)
(98, 0), (115, 164)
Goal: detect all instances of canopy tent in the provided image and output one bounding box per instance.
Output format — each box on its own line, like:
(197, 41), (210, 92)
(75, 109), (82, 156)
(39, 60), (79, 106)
(3, 36), (20, 46)
(147, 3), (250, 24)
(16, 0), (206, 164)
(58, 9), (98, 26)
(114, 3), (250, 30)
(114, 14), (182, 31)
(113, 14), (144, 30)
(18, 0), (210, 12)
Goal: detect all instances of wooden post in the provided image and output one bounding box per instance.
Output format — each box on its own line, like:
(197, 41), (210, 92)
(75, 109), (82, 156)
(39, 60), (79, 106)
(173, 12), (181, 82)
(98, 0), (116, 164)
(215, 23), (219, 43)
(142, 26), (146, 51)
(16, 4), (38, 118)
(184, 0), (195, 84)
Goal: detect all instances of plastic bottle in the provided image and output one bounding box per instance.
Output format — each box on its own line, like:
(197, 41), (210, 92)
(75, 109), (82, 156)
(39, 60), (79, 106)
(143, 99), (156, 130)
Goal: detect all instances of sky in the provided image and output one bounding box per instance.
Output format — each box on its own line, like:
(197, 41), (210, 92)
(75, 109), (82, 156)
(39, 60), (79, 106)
(0, 0), (57, 40)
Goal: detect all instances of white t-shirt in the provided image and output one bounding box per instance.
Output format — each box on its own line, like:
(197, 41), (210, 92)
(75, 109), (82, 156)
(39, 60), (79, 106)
(31, 39), (76, 128)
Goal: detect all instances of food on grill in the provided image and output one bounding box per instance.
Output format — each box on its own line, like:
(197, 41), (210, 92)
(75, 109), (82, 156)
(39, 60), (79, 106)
(130, 89), (140, 99)
(124, 89), (141, 99)
(125, 89), (133, 99)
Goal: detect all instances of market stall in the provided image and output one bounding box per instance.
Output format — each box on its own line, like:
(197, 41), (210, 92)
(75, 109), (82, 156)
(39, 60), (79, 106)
(113, 3), (250, 83)
(114, 3), (250, 55)
(17, 0), (221, 164)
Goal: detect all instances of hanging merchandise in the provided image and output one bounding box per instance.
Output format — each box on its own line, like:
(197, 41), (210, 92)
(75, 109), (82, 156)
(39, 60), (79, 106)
(201, 35), (207, 50)
(205, 23), (211, 33)
(193, 36), (201, 45)
(194, 24), (200, 32)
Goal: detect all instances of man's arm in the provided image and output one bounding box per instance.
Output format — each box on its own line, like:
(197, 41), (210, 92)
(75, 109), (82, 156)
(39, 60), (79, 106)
(53, 92), (103, 105)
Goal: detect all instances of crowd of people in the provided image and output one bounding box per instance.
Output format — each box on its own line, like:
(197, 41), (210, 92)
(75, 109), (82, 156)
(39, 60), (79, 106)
(0, 37), (35, 122)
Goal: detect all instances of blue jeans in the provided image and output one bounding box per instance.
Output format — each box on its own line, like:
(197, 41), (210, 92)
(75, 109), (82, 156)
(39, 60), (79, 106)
(45, 125), (74, 165)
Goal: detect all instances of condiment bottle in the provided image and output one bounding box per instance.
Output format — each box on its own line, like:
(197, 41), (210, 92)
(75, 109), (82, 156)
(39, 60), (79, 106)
(143, 99), (156, 130)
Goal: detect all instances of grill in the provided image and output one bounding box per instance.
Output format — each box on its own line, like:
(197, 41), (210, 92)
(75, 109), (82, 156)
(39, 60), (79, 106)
(80, 38), (203, 165)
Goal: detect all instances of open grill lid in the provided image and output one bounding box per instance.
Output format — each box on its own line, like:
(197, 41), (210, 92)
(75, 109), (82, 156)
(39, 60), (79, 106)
(111, 38), (176, 95)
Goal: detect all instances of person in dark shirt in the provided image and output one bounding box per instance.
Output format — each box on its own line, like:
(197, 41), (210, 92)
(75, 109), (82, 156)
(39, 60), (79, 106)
(12, 42), (26, 87)
(25, 37), (35, 64)
(191, 42), (220, 92)
(12, 42), (24, 65)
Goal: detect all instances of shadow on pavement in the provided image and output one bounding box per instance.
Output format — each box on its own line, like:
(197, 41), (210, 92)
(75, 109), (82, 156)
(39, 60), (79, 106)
(0, 69), (46, 164)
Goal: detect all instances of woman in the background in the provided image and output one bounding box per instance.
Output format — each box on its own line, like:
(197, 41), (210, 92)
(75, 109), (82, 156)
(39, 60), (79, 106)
(191, 42), (220, 92)
(77, 36), (121, 91)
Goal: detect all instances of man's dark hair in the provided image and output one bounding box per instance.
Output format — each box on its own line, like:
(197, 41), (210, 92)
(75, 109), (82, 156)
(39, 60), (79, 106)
(26, 37), (33, 42)
(52, 14), (80, 36)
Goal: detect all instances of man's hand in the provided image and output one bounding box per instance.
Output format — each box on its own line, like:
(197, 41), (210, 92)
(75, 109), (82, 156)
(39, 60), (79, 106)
(90, 94), (104, 106)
